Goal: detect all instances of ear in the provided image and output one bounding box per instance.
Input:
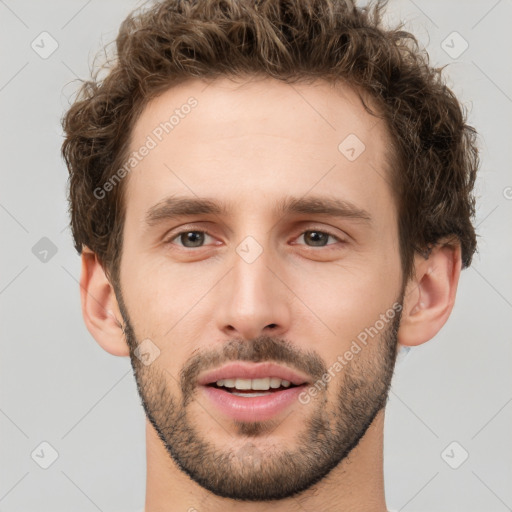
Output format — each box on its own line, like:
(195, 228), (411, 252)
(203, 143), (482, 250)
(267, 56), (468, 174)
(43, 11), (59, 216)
(79, 246), (130, 357)
(398, 240), (462, 347)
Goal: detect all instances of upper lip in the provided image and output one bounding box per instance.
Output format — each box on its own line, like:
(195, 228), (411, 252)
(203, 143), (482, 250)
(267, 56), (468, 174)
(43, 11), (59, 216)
(197, 362), (310, 386)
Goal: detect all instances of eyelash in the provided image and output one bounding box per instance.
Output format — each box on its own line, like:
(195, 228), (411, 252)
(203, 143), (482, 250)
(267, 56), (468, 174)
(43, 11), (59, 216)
(164, 227), (346, 249)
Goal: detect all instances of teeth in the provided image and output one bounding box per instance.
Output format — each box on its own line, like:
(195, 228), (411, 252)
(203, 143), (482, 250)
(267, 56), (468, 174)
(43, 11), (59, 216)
(235, 378), (252, 390)
(215, 377), (294, 390)
(269, 377), (281, 388)
(251, 378), (270, 390)
(232, 391), (273, 397)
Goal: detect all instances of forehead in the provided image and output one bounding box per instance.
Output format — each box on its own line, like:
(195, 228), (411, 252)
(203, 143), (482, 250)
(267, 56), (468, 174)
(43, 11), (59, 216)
(124, 75), (396, 224)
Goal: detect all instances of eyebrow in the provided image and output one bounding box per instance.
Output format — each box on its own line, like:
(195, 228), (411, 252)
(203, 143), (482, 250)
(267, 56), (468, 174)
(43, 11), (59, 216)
(144, 194), (372, 227)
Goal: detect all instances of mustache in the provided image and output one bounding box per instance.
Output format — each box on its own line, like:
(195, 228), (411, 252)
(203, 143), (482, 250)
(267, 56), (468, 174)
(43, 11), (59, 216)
(180, 335), (328, 400)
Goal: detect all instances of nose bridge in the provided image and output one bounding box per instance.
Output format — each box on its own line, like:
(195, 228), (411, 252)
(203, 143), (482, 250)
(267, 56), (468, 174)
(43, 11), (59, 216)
(216, 233), (290, 339)
(234, 236), (273, 302)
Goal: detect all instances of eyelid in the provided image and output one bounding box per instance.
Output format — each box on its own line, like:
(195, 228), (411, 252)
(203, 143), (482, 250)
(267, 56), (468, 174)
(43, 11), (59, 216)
(163, 221), (212, 239)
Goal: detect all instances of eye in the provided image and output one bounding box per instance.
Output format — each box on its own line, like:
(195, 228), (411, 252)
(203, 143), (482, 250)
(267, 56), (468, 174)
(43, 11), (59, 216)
(166, 230), (216, 248)
(295, 229), (343, 247)
(163, 227), (345, 251)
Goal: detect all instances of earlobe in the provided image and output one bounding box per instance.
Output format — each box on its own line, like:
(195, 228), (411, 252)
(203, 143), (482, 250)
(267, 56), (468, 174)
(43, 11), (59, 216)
(398, 241), (462, 347)
(80, 247), (130, 357)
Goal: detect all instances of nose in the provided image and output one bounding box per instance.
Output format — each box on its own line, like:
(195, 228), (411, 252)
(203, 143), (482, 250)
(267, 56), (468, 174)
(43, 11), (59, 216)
(215, 243), (291, 341)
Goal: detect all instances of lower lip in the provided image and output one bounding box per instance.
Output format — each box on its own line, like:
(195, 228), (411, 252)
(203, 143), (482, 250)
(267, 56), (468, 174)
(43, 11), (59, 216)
(200, 385), (306, 422)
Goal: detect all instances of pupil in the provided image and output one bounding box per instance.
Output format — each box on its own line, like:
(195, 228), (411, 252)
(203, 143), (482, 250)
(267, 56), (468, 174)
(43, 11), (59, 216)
(182, 231), (204, 247)
(306, 230), (328, 246)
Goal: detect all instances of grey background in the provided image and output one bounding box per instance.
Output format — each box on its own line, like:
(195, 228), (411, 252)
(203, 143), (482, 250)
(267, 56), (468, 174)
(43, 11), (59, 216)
(0, 1), (511, 511)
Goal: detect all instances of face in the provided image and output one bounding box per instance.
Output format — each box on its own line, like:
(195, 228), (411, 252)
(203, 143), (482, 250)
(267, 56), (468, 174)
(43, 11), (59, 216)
(115, 76), (404, 501)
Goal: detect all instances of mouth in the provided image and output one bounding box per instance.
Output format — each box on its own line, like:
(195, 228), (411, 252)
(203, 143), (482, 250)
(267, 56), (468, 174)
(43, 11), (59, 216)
(205, 377), (302, 397)
(198, 362), (310, 422)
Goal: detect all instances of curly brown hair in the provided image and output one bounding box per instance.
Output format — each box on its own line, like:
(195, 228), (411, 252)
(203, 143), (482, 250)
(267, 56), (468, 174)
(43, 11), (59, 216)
(61, 0), (479, 286)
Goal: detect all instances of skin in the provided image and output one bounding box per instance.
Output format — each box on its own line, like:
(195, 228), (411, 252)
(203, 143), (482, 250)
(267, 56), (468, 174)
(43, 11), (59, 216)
(80, 76), (462, 512)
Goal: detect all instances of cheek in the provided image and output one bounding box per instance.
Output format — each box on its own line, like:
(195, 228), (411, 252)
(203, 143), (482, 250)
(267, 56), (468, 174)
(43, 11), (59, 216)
(120, 253), (220, 353)
(289, 255), (401, 345)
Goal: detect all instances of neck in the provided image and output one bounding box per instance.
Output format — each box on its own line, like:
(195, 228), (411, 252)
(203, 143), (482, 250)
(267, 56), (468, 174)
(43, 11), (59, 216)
(144, 408), (389, 512)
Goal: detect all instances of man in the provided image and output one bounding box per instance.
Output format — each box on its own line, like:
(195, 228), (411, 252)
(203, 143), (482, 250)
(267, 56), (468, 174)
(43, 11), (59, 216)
(61, 0), (479, 510)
